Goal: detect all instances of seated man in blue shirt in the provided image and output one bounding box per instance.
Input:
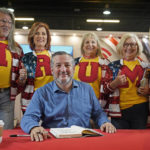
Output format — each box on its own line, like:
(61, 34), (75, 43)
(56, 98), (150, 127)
(21, 51), (116, 142)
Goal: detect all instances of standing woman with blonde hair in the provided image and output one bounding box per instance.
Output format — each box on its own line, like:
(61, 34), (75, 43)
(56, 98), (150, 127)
(101, 33), (149, 129)
(74, 32), (110, 104)
(21, 22), (53, 113)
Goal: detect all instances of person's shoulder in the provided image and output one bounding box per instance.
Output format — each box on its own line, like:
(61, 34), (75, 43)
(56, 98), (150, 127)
(23, 52), (36, 61)
(99, 57), (110, 65)
(43, 81), (55, 89)
(74, 57), (81, 65)
(36, 81), (55, 93)
(23, 52), (35, 57)
(108, 59), (122, 72)
(137, 58), (150, 68)
(109, 59), (121, 66)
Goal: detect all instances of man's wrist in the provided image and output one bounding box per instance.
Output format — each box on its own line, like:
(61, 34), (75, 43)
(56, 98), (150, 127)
(29, 126), (40, 134)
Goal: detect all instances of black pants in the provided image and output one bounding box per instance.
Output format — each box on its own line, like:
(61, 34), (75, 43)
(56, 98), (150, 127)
(111, 102), (149, 129)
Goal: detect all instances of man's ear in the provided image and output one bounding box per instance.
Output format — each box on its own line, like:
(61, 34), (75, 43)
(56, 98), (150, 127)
(51, 67), (54, 75)
(73, 65), (75, 70)
(73, 66), (75, 73)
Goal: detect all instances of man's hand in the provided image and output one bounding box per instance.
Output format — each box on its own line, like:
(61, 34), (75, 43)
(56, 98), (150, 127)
(30, 126), (51, 142)
(100, 122), (116, 133)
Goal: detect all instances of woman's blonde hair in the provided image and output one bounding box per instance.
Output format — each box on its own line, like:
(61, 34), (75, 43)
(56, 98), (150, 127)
(117, 33), (143, 58)
(80, 32), (103, 58)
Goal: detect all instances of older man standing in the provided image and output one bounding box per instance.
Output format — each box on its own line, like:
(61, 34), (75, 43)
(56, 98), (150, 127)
(21, 51), (116, 142)
(0, 8), (26, 129)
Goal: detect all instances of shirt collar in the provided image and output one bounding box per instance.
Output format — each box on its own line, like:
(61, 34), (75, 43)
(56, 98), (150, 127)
(53, 79), (78, 93)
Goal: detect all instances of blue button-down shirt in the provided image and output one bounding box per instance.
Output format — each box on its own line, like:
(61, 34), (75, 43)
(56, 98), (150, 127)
(21, 80), (109, 133)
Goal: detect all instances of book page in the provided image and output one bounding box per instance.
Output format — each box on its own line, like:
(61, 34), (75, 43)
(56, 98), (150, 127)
(50, 127), (82, 138)
(70, 125), (85, 132)
(71, 125), (103, 136)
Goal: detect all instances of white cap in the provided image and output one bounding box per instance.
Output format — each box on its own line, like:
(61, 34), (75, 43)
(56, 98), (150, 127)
(0, 120), (4, 126)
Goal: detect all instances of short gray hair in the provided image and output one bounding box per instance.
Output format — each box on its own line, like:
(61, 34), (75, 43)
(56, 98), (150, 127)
(116, 33), (143, 58)
(51, 51), (75, 68)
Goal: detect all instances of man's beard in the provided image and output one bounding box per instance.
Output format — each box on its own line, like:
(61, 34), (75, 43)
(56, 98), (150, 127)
(54, 74), (73, 86)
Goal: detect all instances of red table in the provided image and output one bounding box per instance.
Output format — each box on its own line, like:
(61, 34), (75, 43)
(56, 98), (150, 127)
(1, 129), (150, 150)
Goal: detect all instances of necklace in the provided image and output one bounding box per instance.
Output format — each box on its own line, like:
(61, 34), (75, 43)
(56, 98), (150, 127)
(34, 49), (45, 53)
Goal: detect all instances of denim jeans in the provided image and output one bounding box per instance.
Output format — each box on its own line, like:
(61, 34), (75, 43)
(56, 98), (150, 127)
(0, 88), (14, 129)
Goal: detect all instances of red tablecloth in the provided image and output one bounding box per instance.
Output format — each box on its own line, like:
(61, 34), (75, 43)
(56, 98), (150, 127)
(1, 129), (150, 150)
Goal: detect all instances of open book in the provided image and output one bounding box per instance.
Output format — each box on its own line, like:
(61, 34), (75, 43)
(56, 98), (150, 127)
(50, 125), (103, 138)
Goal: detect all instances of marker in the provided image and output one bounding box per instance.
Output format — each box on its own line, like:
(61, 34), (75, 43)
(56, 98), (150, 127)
(10, 134), (30, 137)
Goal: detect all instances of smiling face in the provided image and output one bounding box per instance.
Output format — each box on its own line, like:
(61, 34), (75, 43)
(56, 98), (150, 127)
(82, 37), (98, 58)
(122, 37), (138, 61)
(51, 54), (75, 87)
(0, 12), (12, 40)
(33, 27), (47, 51)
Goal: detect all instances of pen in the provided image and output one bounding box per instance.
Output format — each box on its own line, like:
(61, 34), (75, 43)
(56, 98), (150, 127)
(10, 134), (30, 137)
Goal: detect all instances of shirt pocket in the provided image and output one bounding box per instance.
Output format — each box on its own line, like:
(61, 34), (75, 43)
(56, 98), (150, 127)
(71, 97), (92, 118)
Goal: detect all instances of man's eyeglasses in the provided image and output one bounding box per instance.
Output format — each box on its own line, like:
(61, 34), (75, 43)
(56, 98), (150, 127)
(0, 19), (12, 25)
(123, 43), (137, 48)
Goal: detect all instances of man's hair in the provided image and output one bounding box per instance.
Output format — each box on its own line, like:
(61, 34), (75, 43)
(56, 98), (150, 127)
(0, 7), (20, 53)
(51, 51), (75, 68)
